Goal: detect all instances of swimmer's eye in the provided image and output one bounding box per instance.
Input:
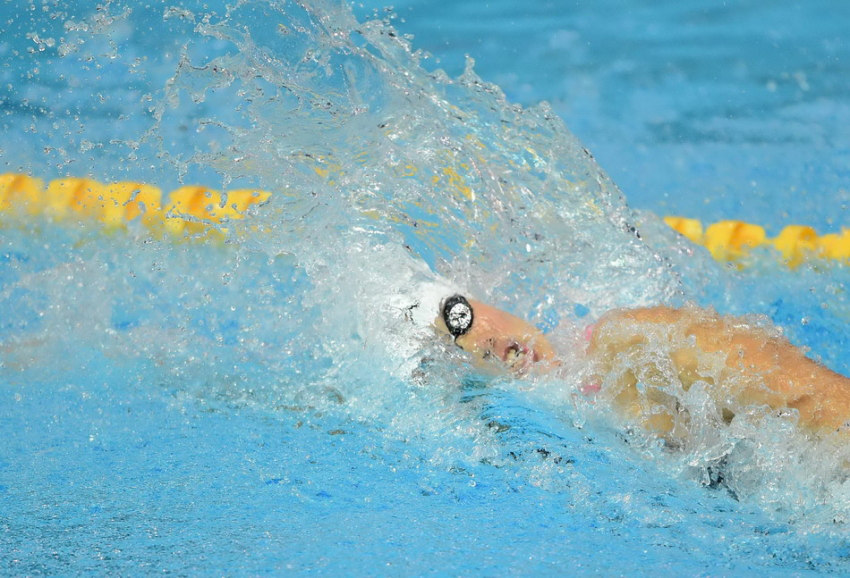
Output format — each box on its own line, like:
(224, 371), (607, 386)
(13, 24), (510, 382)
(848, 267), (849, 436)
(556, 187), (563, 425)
(442, 294), (474, 338)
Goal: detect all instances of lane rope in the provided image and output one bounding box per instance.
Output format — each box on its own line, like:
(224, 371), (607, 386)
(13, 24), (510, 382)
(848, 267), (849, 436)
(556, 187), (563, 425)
(1, 173), (847, 266)
(663, 216), (850, 267)
(0, 173), (270, 239)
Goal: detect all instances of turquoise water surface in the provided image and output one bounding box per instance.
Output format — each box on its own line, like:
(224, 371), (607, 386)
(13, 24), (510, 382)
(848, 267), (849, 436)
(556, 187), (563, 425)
(2, 0), (850, 574)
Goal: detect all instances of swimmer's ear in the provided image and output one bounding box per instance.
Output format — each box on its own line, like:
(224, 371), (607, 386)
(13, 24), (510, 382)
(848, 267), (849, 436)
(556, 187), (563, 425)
(442, 294), (474, 338)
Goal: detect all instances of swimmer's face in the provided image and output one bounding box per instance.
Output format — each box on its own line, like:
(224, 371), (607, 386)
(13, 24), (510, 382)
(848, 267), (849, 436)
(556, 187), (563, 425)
(436, 295), (557, 372)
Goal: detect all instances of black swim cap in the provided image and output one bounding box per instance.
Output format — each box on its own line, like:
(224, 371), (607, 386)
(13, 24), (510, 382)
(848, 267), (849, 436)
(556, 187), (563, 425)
(442, 294), (474, 338)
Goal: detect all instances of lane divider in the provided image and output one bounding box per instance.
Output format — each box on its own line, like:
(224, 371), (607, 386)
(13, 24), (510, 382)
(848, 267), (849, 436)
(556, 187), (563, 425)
(663, 217), (850, 267)
(1, 173), (847, 266)
(0, 173), (270, 238)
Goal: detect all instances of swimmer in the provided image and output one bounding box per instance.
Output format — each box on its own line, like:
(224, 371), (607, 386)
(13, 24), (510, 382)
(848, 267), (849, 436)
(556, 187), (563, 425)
(435, 295), (850, 439)
(438, 295), (558, 373)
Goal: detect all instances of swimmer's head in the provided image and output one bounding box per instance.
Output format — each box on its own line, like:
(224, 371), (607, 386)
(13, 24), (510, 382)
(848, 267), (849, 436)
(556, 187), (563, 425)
(436, 294), (557, 372)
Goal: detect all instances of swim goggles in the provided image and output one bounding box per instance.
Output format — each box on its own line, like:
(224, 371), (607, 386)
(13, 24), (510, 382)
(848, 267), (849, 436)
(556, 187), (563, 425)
(442, 294), (473, 338)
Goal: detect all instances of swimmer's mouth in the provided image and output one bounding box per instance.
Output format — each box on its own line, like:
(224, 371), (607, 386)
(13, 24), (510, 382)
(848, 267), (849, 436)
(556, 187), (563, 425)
(501, 342), (540, 367)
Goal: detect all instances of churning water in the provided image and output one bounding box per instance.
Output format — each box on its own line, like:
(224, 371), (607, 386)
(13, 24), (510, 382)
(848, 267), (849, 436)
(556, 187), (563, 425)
(2, 0), (850, 574)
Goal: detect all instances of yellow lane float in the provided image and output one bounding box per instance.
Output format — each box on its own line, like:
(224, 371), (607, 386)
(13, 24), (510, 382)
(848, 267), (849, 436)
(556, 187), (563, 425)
(664, 216), (850, 267)
(0, 173), (270, 238)
(1, 173), (847, 266)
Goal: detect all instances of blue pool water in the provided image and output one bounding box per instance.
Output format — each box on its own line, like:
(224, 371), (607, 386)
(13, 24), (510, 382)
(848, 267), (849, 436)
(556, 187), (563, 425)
(374, 0), (850, 231)
(2, 0), (850, 574)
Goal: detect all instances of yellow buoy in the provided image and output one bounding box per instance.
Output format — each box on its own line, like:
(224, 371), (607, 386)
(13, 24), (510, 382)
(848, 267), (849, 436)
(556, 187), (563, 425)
(703, 220), (766, 261)
(1, 173), (848, 270)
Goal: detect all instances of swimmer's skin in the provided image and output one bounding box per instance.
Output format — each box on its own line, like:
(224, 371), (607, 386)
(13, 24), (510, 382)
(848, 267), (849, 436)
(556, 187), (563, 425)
(438, 301), (850, 437)
(435, 299), (558, 373)
(588, 306), (850, 437)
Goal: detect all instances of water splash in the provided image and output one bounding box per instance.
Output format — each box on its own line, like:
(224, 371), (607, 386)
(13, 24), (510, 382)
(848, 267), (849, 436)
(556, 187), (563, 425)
(2, 0), (850, 544)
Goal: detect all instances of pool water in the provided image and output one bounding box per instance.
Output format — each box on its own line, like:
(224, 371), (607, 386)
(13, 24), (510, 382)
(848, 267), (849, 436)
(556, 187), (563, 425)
(374, 0), (850, 231)
(2, 0), (850, 574)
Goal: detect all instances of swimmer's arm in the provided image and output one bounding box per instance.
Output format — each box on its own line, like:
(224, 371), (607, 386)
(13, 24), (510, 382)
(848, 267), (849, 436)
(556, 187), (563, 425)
(586, 306), (850, 435)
